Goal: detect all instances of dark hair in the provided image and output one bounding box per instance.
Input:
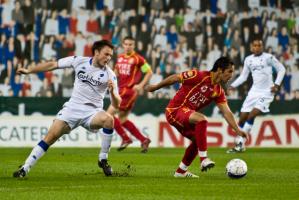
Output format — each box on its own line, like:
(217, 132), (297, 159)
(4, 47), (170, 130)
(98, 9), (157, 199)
(210, 57), (234, 72)
(123, 36), (135, 42)
(92, 40), (114, 55)
(252, 38), (263, 43)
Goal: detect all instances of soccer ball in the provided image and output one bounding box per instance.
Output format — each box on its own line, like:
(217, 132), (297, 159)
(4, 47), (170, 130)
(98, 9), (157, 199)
(226, 159), (247, 178)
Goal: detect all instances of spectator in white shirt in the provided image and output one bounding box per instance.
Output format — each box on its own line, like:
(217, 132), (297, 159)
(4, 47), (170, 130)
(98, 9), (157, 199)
(45, 11), (59, 36)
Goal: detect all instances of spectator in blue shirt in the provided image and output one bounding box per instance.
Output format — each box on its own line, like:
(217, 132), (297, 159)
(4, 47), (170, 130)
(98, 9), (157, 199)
(278, 27), (289, 51)
(58, 9), (70, 35)
(166, 24), (178, 50)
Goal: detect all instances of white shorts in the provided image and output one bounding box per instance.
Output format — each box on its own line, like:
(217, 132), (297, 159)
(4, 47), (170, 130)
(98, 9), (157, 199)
(240, 91), (274, 113)
(56, 102), (103, 131)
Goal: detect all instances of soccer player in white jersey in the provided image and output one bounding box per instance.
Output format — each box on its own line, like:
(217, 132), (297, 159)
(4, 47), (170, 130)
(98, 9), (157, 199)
(227, 39), (286, 153)
(13, 40), (121, 177)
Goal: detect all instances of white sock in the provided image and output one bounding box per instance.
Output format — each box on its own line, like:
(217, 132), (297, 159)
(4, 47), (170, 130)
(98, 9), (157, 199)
(198, 151), (207, 158)
(179, 162), (188, 171)
(242, 122), (253, 134)
(235, 135), (246, 146)
(23, 145), (46, 172)
(99, 129), (113, 161)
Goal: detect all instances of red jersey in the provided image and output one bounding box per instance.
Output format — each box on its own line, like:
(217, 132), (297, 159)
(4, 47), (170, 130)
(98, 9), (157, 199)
(167, 70), (227, 111)
(115, 52), (146, 88)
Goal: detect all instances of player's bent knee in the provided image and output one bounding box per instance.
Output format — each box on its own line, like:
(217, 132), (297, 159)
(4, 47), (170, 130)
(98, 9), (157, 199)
(201, 116), (208, 122)
(195, 114), (208, 123)
(189, 112), (207, 124)
(103, 114), (114, 129)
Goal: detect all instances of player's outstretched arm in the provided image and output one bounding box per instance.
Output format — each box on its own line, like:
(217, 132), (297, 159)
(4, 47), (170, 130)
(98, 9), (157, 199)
(217, 102), (249, 139)
(230, 62), (250, 89)
(145, 74), (180, 92)
(17, 61), (58, 75)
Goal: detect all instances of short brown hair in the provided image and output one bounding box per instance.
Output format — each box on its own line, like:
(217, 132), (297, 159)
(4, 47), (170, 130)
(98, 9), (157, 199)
(92, 40), (114, 55)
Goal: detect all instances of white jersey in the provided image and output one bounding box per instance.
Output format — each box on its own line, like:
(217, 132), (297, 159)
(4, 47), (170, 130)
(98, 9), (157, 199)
(231, 52), (285, 93)
(57, 56), (119, 109)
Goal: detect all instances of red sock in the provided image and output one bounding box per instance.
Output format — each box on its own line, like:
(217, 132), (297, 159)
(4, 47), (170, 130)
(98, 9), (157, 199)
(176, 141), (198, 173)
(182, 141), (198, 166)
(114, 117), (131, 141)
(176, 168), (186, 174)
(122, 120), (146, 142)
(194, 120), (208, 162)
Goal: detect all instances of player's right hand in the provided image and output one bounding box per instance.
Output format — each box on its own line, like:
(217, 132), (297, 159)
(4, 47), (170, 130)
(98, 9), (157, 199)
(227, 86), (235, 96)
(17, 67), (30, 75)
(145, 85), (157, 92)
(236, 130), (249, 140)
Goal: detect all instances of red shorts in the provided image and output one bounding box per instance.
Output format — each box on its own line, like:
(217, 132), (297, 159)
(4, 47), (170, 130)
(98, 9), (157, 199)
(165, 106), (196, 140)
(119, 87), (138, 111)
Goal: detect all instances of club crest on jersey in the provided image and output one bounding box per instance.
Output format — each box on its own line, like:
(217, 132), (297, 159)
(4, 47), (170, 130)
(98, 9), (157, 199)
(182, 70), (196, 79)
(128, 58), (135, 64)
(118, 57), (124, 62)
(200, 85), (208, 93)
(77, 71), (103, 86)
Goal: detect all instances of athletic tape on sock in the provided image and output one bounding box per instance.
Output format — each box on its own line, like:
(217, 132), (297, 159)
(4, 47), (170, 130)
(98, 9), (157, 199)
(103, 128), (113, 134)
(38, 140), (49, 151)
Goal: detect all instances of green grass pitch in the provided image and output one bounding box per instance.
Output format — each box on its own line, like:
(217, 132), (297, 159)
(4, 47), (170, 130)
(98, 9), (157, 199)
(1, 147), (299, 200)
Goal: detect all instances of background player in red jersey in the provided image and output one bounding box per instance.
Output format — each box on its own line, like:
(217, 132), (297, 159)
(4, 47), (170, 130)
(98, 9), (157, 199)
(108, 36), (153, 153)
(146, 57), (248, 177)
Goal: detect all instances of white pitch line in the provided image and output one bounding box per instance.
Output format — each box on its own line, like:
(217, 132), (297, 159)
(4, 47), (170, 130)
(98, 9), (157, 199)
(0, 185), (102, 191)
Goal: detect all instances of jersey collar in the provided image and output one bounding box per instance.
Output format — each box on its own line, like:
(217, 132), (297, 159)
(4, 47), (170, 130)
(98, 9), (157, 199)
(210, 71), (217, 85)
(124, 51), (135, 58)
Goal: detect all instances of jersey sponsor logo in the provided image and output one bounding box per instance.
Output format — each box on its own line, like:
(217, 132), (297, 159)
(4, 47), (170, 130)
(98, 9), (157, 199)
(77, 71), (103, 86)
(182, 70), (196, 79)
(252, 65), (264, 71)
(118, 63), (131, 75)
(188, 91), (208, 107)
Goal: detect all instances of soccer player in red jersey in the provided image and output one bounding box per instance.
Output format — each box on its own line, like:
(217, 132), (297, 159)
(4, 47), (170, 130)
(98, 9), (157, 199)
(108, 36), (153, 153)
(146, 57), (248, 177)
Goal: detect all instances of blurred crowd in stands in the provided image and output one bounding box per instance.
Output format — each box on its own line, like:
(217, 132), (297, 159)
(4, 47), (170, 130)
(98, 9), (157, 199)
(0, 0), (298, 100)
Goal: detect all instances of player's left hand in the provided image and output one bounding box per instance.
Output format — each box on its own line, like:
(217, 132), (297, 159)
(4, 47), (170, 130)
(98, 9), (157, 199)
(271, 84), (280, 93)
(133, 84), (142, 93)
(17, 67), (31, 75)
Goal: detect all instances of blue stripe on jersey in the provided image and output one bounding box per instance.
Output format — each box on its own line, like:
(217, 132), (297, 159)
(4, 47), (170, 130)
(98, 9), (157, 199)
(89, 58), (93, 65)
(38, 140), (49, 151)
(103, 128), (113, 134)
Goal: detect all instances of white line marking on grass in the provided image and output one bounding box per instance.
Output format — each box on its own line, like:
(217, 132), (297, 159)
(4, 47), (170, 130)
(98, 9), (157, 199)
(0, 185), (102, 191)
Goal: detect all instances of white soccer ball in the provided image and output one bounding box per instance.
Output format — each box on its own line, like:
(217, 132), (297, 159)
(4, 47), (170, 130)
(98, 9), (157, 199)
(226, 159), (247, 178)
